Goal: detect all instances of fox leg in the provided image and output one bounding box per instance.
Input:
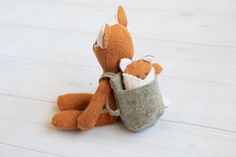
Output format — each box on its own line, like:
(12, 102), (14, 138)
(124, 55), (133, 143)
(95, 93), (118, 126)
(57, 93), (93, 111)
(95, 112), (118, 127)
(52, 110), (117, 130)
(52, 110), (81, 130)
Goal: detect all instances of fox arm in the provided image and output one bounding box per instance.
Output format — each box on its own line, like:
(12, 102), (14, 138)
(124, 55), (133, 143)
(77, 78), (111, 131)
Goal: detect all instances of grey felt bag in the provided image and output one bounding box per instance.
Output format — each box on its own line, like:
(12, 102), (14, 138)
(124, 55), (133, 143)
(101, 72), (165, 132)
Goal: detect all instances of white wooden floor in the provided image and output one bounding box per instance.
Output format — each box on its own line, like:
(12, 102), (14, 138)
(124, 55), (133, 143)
(0, 0), (236, 156)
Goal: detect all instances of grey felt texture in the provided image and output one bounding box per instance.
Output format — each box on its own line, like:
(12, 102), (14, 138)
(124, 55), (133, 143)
(101, 72), (165, 132)
(99, 72), (116, 82)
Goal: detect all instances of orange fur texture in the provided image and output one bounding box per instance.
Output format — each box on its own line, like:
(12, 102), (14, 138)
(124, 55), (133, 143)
(124, 59), (163, 79)
(52, 6), (134, 131)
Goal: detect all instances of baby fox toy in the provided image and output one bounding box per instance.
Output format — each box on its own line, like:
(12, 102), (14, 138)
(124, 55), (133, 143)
(52, 6), (165, 132)
(120, 56), (162, 90)
(104, 56), (164, 131)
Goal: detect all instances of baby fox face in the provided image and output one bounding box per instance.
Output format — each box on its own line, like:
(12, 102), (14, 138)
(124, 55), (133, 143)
(123, 60), (152, 80)
(93, 6), (134, 73)
(120, 56), (163, 79)
(119, 56), (163, 90)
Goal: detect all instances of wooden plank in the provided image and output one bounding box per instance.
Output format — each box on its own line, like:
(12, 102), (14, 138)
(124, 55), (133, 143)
(0, 24), (236, 66)
(42, 0), (236, 16)
(1, 36), (235, 85)
(0, 95), (235, 157)
(0, 56), (236, 131)
(0, 0), (235, 46)
(0, 143), (63, 157)
(0, 25), (235, 85)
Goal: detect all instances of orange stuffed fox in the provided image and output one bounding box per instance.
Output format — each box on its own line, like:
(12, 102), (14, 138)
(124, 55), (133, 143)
(52, 6), (134, 131)
(52, 6), (164, 131)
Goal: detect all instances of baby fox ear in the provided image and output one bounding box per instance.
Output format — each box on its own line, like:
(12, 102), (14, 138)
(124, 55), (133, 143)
(96, 24), (111, 49)
(153, 63), (163, 75)
(119, 58), (132, 72)
(142, 55), (155, 63)
(116, 5), (128, 27)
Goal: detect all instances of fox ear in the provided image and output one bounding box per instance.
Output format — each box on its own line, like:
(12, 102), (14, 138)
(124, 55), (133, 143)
(153, 63), (163, 75)
(119, 58), (132, 72)
(116, 5), (127, 27)
(96, 24), (111, 49)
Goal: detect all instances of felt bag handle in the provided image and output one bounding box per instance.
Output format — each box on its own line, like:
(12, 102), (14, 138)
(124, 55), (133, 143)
(99, 72), (121, 117)
(105, 96), (120, 116)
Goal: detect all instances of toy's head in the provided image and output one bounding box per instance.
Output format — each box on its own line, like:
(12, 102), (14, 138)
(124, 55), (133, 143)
(119, 56), (163, 90)
(120, 55), (163, 79)
(93, 6), (134, 73)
